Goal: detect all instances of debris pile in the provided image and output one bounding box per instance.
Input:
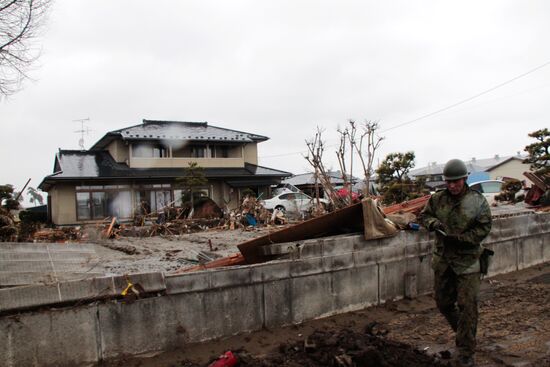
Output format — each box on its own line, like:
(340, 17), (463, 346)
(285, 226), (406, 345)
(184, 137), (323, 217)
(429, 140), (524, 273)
(182, 328), (448, 367)
(33, 227), (82, 242)
(523, 171), (550, 208)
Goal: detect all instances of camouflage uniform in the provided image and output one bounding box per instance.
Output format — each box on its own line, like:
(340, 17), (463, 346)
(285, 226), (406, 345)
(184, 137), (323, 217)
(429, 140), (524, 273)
(420, 185), (492, 358)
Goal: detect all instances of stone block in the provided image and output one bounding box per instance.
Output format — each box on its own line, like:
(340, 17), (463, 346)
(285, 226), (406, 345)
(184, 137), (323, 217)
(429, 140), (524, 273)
(290, 273), (333, 323)
(209, 267), (251, 288)
(0, 283), (61, 312)
(300, 240), (323, 258)
(487, 240), (517, 276)
(59, 276), (116, 302)
(165, 271), (210, 294)
(331, 266), (378, 311)
(322, 237), (355, 256)
(99, 297), (184, 360)
(323, 253), (354, 272)
(249, 260), (291, 283)
(378, 259), (407, 302)
(0, 306), (99, 366)
(404, 273), (417, 299)
(200, 284), (264, 339)
(290, 257), (323, 277)
(518, 235), (544, 270)
(353, 247), (380, 267)
(263, 279), (292, 328)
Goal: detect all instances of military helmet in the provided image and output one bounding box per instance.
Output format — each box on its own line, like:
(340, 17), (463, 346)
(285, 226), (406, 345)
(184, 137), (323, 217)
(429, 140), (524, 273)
(443, 159), (468, 180)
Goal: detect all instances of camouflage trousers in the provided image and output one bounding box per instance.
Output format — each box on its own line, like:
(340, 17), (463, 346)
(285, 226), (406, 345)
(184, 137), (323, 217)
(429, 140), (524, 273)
(434, 266), (481, 357)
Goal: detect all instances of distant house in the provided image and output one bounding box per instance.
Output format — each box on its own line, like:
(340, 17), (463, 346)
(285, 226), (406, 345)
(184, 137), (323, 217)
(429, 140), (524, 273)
(282, 171), (362, 198)
(410, 154), (532, 189)
(39, 120), (291, 225)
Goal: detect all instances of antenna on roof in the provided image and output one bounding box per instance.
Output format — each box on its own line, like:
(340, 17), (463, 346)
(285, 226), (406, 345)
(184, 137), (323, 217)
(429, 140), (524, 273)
(73, 118), (91, 150)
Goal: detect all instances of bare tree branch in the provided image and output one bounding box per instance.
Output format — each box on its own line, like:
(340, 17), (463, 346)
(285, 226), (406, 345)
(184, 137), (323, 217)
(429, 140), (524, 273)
(0, 0), (52, 96)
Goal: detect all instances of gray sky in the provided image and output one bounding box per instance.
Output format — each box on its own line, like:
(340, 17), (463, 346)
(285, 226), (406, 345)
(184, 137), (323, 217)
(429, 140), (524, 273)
(1, 0), (549, 204)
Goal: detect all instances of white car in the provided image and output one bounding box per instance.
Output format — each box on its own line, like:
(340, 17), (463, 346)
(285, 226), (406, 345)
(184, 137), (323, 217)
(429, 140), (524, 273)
(261, 192), (329, 213)
(469, 180), (504, 204)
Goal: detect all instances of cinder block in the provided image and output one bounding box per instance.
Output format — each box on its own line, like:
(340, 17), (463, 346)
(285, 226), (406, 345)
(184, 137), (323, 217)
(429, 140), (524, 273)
(543, 233), (550, 262)
(201, 284), (264, 338)
(518, 236), (544, 270)
(1, 306), (99, 366)
(59, 276), (116, 301)
(99, 297), (184, 359)
(378, 259), (407, 303)
(250, 260), (291, 283)
(533, 212), (550, 234)
(404, 273), (417, 299)
(353, 247), (382, 267)
(487, 240), (517, 276)
(290, 273), (333, 323)
(165, 271), (210, 294)
(300, 240), (323, 258)
(322, 237), (354, 256)
(331, 266), (378, 311)
(263, 279), (292, 328)
(290, 257), (323, 277)
(209, 267), (251, 288)
(0, 283), (61, 312)
(322, 253), (354, 272)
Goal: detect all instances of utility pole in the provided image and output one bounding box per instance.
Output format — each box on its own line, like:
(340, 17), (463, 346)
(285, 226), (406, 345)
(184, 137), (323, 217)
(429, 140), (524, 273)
(74, 118), (91, 150)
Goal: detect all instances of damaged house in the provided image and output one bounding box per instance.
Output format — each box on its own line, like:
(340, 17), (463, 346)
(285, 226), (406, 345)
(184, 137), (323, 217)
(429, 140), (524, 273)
(39, 120), (291, 225)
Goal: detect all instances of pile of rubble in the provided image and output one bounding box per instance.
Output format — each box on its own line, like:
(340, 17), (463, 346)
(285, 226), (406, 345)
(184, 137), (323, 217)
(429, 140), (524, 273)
(182, 328), (449, 367)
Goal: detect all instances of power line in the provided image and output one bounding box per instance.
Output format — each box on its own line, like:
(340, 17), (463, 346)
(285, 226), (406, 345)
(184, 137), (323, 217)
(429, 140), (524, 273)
(382, 59), (550, 133)
(260, 60), (550, 159)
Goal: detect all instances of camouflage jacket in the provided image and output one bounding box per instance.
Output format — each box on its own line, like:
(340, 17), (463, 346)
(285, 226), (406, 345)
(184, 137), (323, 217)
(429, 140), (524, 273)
(419, 186), (492, 275)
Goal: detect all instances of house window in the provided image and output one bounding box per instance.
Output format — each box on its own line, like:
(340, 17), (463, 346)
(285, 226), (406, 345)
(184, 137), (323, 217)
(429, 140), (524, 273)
(135, 189), (171, 214)
(76, 188), (133, 220)
(190, 145), (207, 158)
(132, 143), (168, 158)
(213, 146), (229, 158)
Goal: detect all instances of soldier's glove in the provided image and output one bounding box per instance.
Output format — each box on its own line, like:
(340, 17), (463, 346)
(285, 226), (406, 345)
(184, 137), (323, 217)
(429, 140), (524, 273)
(428, 220), (446, 233)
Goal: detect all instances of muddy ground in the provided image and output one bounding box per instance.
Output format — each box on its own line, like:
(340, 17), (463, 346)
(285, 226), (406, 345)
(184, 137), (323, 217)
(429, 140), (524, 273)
(105, 262), (550, 367)
(90, 225), (281, 275)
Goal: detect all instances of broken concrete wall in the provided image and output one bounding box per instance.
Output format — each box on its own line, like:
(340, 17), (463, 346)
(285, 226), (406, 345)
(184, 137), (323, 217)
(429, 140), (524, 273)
(1, 212), (549, 366)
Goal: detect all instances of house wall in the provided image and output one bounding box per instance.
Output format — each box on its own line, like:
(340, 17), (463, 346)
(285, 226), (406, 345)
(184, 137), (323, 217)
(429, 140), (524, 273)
(488, 159), (533, 184)
(106, 140), (129, 164)
(129, 157), (245, 169)
(50, 185), (77, 225)
(243, 143), (258, 165)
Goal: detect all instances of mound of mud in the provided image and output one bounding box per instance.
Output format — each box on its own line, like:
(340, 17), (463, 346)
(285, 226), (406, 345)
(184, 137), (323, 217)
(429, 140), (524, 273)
(183, 328), (449, 367)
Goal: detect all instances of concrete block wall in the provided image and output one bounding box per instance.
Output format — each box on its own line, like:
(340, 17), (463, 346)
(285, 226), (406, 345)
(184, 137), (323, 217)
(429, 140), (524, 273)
(1, 212), (549, 366)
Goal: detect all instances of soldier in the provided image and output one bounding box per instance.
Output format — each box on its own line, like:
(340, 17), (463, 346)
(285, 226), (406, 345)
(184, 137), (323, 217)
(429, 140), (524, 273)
(419, 159), (492, 367)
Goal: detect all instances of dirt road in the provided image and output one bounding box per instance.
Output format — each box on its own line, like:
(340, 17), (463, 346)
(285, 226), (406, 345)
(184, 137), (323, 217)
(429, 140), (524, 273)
(106, 262), (550, 367)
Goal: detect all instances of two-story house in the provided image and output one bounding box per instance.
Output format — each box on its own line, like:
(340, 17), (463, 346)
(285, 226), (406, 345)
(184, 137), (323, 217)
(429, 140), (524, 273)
(39, 120), (291, 225)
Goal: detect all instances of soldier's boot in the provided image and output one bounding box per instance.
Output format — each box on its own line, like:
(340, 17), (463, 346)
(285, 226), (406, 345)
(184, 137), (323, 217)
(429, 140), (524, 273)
(455, 355), (475, 367)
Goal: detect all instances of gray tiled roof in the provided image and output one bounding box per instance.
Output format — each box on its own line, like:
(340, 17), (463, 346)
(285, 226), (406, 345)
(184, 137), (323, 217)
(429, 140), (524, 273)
(91, 120), (268, 150)
(410, 155), (524, 177)
(39, 150), (291, 190)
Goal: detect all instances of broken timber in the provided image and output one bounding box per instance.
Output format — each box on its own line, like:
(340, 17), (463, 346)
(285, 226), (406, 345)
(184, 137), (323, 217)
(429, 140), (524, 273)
(237, 195), (430, 265)
(176, 195), (431, 273)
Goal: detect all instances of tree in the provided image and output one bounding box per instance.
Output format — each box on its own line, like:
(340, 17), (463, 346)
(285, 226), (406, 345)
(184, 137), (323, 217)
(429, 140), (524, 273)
(524, 128), (550, 174)
(26, 186), (43, 206)
(376, 152), (417, 204)
(0, 0), (52, 96)
(0, 184), (20, 210)
(354, 120), (384, 196)
(178, 162), (208, 218)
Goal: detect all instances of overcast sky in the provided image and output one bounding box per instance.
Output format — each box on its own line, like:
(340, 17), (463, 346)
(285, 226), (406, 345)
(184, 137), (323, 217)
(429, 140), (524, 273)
(1, 0), (549, 204)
